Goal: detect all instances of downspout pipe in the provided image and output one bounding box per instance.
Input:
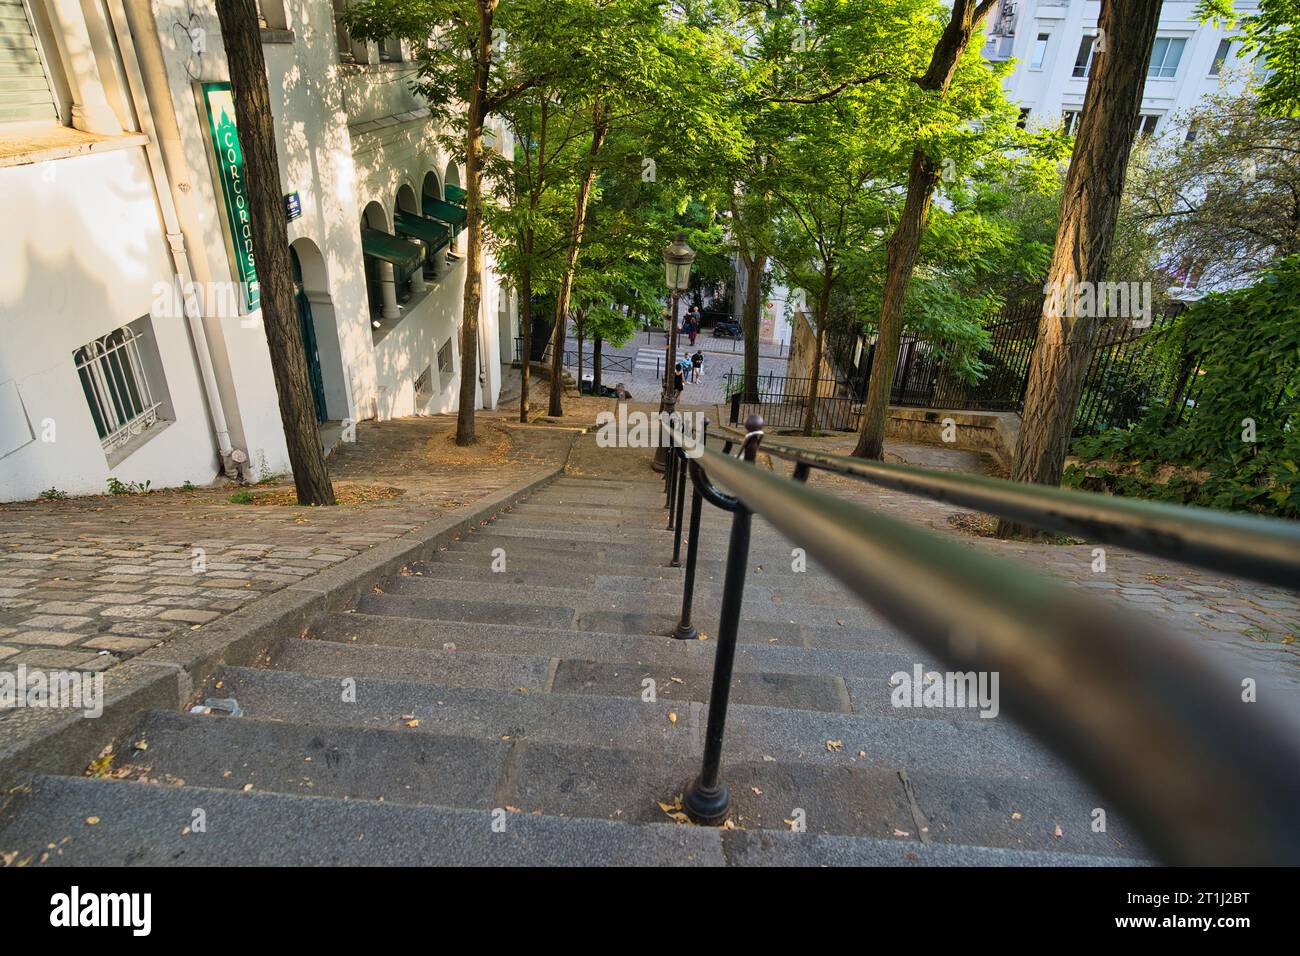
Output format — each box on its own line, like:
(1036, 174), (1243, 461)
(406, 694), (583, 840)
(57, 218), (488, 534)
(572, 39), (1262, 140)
(106, 0), (239, 472)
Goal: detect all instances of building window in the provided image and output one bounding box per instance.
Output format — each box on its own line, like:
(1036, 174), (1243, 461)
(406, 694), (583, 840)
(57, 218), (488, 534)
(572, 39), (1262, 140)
(1184, 120), (1199, 143)
(1136, 114), (1161, 137)
(437, 339), (454, 376)
(1210, 37), (1233, 76)
(1030, 33), (1049, 70)
(379, 36), (402, 62)
(1017, 107), (1031, 129)
(1062, 109), (1081, 134)
(74, 321), (169, 456)
(0, 0), (58, 125)
(257, 0), (288, 31)
(1148, 37), (1186, 79)
(1072, 35), (1096, 78)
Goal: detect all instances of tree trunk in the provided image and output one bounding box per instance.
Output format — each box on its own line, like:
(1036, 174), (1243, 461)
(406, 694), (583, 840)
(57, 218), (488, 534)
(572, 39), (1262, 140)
(593, 336), (603, 393)
(518, 258), (533, 423)
(852, 0), (997, 459)
(548, 103), (609, 416)
(801, 271), (833, 436)
(455, 0), (497, 446)
(214, 0), (334, 505)
(998, 0), (1163, 536)
(741, 253), (765, 401)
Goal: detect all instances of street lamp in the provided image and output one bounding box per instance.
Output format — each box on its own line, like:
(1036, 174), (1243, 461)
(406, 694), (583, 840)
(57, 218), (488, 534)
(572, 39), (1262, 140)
(653, 232), (696, 471)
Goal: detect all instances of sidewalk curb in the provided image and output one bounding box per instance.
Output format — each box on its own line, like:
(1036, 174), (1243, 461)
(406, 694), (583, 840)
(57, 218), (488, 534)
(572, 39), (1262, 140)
(0, 463), (567, 791)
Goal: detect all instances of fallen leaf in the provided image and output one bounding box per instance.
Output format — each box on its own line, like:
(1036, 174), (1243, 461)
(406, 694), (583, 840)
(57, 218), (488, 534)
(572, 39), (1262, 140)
(1011, 811), (1023, 821)
(85, 817), (100, 826)
(668, 711), (678, 724)
(825, 739), (843, 752)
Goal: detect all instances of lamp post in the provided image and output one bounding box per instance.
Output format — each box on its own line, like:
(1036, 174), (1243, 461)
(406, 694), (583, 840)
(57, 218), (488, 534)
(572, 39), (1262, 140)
(653, 232), (696, 471)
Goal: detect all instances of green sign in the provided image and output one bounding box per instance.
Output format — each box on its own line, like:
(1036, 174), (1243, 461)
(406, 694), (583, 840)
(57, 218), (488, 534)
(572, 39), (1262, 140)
(202, 82), (260, 312)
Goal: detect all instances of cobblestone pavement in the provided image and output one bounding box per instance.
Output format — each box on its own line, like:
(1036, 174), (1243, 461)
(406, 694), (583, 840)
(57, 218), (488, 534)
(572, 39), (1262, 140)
(0, 418), (574, 674)
(764, 432), (1300, 679)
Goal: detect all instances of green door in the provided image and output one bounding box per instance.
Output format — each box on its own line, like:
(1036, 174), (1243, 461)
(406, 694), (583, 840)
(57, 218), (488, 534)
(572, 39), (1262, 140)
(291, 248), (329, 423)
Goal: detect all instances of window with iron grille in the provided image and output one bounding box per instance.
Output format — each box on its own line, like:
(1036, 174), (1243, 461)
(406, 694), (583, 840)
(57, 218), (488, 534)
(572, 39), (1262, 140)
(437, 339), (454, 375)
(414, 364), (432, 403)
(73, 321), (169, 456)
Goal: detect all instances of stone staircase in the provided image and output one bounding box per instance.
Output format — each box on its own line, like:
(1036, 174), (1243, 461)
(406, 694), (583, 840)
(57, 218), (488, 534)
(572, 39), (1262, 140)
(0, 468), (1152, 865)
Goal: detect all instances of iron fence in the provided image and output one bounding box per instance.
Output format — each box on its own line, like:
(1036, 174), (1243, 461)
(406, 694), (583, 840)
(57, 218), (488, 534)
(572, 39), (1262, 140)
(513, 337), (634, 378)
(724, 372), (857, 431)
(805, 302), (1197, 436)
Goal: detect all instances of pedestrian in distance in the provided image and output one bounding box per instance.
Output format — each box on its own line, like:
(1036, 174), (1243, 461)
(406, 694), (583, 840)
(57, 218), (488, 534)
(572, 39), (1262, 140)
(691, 350), (704, 383)
(673, 362), (686, 398)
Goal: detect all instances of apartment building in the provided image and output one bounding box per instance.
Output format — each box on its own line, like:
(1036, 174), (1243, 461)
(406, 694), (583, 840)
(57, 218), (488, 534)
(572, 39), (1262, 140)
(0, 0), (516, 501)
(983, 0), (1258, 139)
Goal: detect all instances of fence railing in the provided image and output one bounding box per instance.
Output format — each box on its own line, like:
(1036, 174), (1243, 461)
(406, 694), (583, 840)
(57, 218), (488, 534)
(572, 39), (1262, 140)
(657, 414), (1300, 864)
(724, 372), (857, 431)
(513, 337), (634, 379)
(819, 303), (1194, 436)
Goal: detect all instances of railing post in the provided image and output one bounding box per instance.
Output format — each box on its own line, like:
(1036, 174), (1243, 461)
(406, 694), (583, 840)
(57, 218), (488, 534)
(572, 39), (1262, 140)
(683, 415), (763, 825)
(664, 424), (676, 510)
(671, 438), (690, 566)
(673, 426), (708, 640)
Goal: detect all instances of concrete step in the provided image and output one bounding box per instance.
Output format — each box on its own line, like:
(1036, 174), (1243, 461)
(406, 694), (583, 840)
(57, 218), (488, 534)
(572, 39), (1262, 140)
(351, 588), (879, 635)
(379, 575), (882, 626)
(401, 561), (870, 609)
(0, 775), (722, 866)
(425, 549), (688, 580)
(213, 667), (1073, 780)
(101, 711), (1142, 856)
(309, 610), (908, 655)
(273, 637), (853, 715)
(721, 830), (1145, 867)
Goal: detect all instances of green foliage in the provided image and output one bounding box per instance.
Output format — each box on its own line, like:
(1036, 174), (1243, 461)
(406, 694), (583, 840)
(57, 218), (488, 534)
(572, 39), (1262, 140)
(1198, 0), (1300, 116)
(106, 477), (151, 496)
(1066, 257), (1300, 517)
(229, 490), (255, 505)
(38, 487), (67, 501)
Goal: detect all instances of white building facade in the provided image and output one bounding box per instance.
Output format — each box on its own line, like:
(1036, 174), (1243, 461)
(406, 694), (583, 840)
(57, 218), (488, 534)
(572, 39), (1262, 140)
(983, 0), (1257, 140)
(0, 0), (517, 502)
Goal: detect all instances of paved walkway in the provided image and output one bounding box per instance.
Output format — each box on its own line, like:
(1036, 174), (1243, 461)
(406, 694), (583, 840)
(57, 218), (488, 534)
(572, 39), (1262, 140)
(0, 418), (573, 674)
(762, 431), (1300, 680)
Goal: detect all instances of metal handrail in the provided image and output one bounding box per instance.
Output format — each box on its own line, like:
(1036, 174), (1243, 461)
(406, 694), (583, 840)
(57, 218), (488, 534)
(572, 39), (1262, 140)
(659, 416), (1300, 864)
(715, 424), (1300, 591)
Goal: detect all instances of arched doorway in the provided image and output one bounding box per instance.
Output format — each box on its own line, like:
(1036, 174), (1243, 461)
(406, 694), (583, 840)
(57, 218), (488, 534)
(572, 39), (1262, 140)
(290, 246), (328, 423)
(289, 237), (348, 421)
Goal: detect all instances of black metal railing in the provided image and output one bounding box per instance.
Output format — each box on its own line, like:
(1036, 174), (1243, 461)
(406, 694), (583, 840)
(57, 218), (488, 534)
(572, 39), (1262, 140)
(815, 303), (1207, 437)
(657, 414), (1300, 864)
(725, 373), (858, 432)
(513, 337), (634, 379)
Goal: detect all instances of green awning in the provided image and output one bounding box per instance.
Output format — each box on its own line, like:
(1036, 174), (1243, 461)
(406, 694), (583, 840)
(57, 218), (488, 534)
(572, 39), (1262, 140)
(361, 229), (422, 271)
(423, 196), (467, 227)
(444, 183), (467, 206)
(394, 212), (450, 251)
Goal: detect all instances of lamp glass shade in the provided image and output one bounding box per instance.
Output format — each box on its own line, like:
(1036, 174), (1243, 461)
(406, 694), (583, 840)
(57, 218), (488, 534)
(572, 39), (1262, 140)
(661, 233), (696, 292)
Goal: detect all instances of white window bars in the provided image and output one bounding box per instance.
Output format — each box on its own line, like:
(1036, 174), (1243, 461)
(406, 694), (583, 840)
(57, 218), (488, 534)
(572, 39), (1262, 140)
(74, 327), (161, 453)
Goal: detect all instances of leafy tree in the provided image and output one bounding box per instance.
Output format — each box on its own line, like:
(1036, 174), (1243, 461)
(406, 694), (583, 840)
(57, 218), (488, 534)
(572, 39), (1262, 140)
(1199, 0), (1300, 116)
(1126, 91), (1300, 288)
(852, 0), (1008, 459)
